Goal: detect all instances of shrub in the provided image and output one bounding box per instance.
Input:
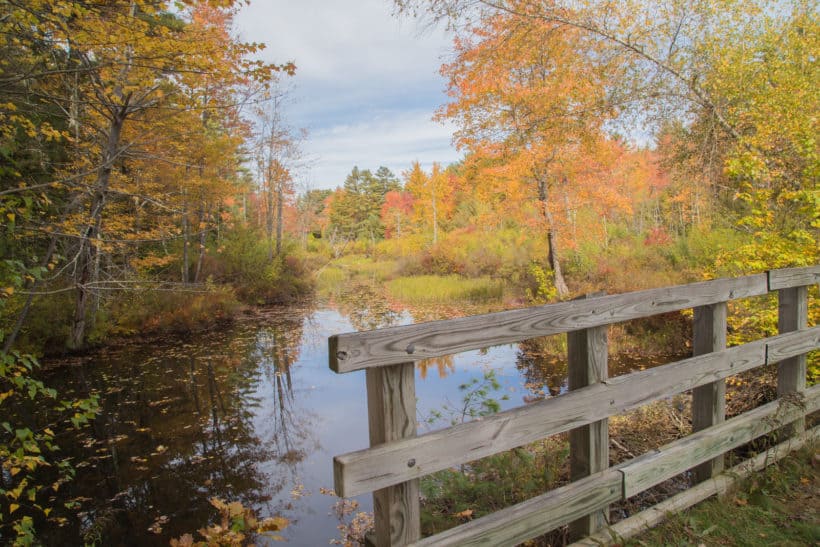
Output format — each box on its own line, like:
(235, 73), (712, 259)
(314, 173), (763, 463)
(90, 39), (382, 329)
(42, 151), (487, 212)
(203, 228), (313, 304)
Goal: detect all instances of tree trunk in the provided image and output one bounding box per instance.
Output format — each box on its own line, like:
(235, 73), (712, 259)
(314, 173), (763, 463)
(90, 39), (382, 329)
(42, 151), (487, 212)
(538, 177), (570, 298)
(70, 110), (125, 349)
(195, 204), (206, 283)
(266, 167), (275, 261)
(182, 197), (190, 284)
(275, 181), (284, 257)
(431, 184), (438, 245)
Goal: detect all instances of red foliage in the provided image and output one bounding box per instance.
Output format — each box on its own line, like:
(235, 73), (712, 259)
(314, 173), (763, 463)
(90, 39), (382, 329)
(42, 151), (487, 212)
(644, 226), (672, 246)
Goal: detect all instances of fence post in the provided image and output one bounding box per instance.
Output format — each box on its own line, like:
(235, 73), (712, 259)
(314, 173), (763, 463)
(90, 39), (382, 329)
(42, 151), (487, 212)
(567, 293), (608, 540)
(366, 363), (420, 546)
(691, 302), (727, 482)
(777, 286), (808, 436)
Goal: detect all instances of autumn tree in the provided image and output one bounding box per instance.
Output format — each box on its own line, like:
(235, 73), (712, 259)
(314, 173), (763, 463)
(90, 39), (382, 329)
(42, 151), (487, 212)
(403, 161), (451, 244)
(1, 1), (293, 350)
(295, 188), (332, 246)
(430, 8), (619, 295)
(398, 0), (819, 271)
(255, 91), (303, 260)
(381, 190), (415, 238)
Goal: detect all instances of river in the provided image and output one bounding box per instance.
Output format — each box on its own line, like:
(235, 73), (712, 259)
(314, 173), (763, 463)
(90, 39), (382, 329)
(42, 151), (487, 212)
(39, 297), (666, 546)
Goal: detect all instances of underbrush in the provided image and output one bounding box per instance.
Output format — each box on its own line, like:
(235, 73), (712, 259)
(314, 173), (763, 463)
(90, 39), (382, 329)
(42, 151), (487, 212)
(108, 285), (241, 337)
(420, 438), (569, 538)
(8, 292), (74, 354)
(201, 229), (313, 304)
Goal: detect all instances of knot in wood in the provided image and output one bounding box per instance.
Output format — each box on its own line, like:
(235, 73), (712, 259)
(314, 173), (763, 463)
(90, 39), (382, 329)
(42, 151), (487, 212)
(407, 458), (416, 468)
(406, 343), (415, 355)
(336, 350), (348, 361)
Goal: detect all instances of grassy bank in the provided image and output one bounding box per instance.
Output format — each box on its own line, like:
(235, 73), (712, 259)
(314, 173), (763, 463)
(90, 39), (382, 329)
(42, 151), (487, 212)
(630, 445), (819, 546)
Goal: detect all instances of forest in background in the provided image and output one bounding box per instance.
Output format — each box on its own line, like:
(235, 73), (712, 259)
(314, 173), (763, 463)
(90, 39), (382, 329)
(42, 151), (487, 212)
(0, 0), (817, 544)
(1, 0), (817, 355)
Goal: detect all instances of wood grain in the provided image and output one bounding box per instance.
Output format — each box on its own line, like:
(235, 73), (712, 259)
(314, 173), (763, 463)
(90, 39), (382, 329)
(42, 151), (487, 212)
(567, 294), (609, 540)
(767, 321), (818, 362)
(365, 363), (420, 545)
(334, 327), (819, 497)
(776, 285), (809, 437)
(330, 275), (767, 373)
(411, 390), (820, 547)
(691, 302), (727, 482)
(573, 425), (820, 547)
(768, 265), (820, 291)
(619, 383), (820, 498)
(334, 340), (765, 497)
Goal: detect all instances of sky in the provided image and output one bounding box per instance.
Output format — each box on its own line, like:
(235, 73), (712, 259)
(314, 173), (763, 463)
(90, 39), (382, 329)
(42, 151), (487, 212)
(234, 0), (461, 191)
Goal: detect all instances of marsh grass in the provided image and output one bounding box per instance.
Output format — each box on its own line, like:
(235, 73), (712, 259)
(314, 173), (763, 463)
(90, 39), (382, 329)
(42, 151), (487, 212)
(315, 256), (399, 298)
(387, 275), (504, 304)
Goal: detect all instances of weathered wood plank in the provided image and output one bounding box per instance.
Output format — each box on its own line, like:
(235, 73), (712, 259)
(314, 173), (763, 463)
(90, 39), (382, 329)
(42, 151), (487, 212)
(766, 325), (819, 363)
(573, 425), (820, 547)
(335, 329), (820, 497)
(619, 383), (820, 498)
(330, 275), (768, 373)
(768, 265), (820, 291)
(365, 363), (420, 546)
(691, 302), (727, 482)
(776, 285), (809, 437)
(567, 294), (609, 540)
(409, 469), (623, 547)
(334, 340), (766, 497)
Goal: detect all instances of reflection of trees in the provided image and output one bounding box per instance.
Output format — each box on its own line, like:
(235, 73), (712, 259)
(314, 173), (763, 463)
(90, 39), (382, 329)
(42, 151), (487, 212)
(254, 315), (316, 467)
(333, 281), (401, 331)
(40, 317), (313, 545)
(417, 355), (455, 379)
(516, 336), (679, 403)
(516, 337), (568, 400)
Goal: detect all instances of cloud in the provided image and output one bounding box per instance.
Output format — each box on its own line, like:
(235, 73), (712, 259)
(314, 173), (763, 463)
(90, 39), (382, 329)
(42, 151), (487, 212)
(236, 0), (450, 87)
(298, 110), (461, 189)
(234, 0), (459, 188)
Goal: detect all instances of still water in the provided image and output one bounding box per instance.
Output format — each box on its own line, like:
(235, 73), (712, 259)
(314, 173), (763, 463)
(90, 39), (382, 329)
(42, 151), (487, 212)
(42, 299), (656, 545)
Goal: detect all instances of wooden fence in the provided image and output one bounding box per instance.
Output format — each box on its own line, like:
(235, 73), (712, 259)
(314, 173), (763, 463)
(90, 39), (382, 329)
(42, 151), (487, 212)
(328, 266), (819, 546)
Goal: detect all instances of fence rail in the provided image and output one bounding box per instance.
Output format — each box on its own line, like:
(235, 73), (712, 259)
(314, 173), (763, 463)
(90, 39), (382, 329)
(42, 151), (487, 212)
(328, 266), (819, 546)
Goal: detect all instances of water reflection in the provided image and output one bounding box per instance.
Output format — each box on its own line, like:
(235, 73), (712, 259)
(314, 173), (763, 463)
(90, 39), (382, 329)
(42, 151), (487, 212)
(417, 355), (456, 379)
(332, 281), (402, 331)
(44, 310), (319, 545)
(35, 293), (685, 545)
(516, 338), (569, 400)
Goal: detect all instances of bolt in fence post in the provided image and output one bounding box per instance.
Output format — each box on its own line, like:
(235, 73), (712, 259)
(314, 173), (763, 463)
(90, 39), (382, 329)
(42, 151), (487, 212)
(366, 362), (420, 546)
(691, 302), (727, 483)
(567, 293), (609, 540)
(777, 286), (808, 436)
